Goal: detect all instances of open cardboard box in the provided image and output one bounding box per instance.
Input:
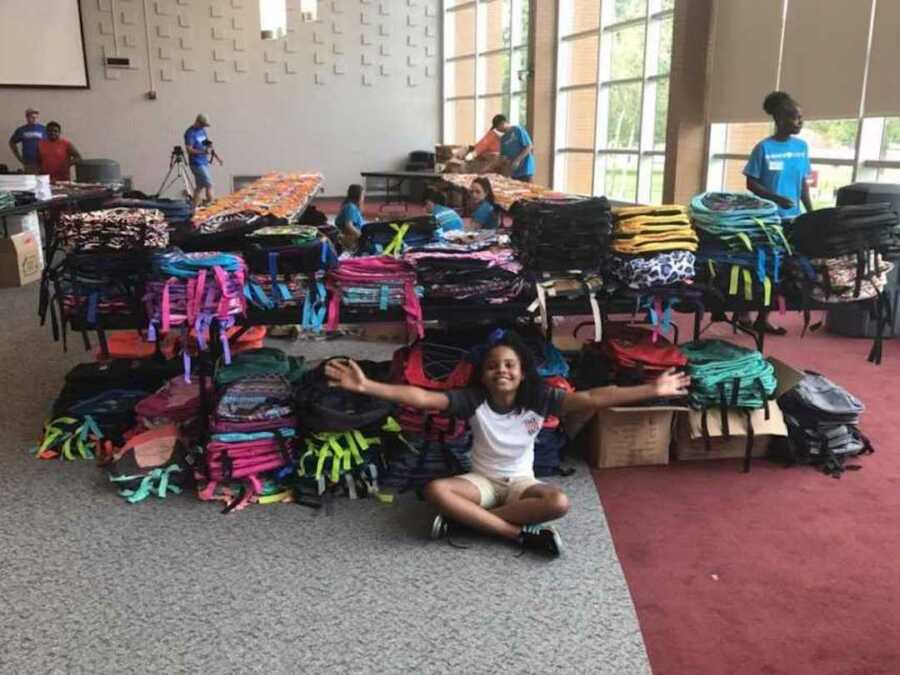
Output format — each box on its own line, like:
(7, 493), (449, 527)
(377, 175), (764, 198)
(673, 357), (805, 467)
(0, 230), (43, 288)
(584, 404), (690, 469)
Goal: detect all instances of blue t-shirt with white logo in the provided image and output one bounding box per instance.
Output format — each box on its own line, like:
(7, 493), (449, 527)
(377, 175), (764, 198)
(184, 126), (209, 166)
(743, 136), (811, 218)
(335, 202), (364, 230)
(10, 123), (46, 163)
(432, 204), (464, 232)
(471, 200), (499, 229)
(500, 126), (535, 180)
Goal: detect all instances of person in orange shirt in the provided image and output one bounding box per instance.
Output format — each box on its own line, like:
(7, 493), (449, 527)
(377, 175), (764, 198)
(469, 123), (502, 159)
(36, 121), (81, 182)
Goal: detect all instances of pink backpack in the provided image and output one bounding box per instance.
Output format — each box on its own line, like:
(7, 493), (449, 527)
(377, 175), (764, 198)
(325, 256), (423, 340)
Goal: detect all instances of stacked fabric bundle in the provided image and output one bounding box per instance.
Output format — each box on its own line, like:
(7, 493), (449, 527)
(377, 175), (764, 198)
(510, 197), (612, 272)
(681, 340), (777, 456)
(356, 216), (440, 256)
(198, 349), (305, 512)
(777, 372), (873, 478)
(609, 205), (698, 289)
(325, 256), (423, 339)
(144, 250), (247, 366)
(690, 192), (788, 308)
(403, 237), (527, 305)
(57, 208), (169, 252)
(244, 224), (335, 332)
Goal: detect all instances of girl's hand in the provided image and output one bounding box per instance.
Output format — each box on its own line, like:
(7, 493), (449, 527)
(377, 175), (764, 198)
(653, 368), (691, 397)
(324, 358), (368, 394)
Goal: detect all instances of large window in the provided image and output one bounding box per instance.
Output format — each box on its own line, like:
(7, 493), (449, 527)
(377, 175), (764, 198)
(707, 117), (900, 209)
(554, 0), (672, 202)
(443, 0), (530, 146)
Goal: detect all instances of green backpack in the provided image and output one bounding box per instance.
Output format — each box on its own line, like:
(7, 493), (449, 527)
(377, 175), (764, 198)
(681, 340), (776, 410)
(214, 347), (305, 388)
(681, 339), (778, 469)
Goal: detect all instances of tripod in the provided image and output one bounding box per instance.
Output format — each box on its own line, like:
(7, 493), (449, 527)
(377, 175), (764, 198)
(156, 147), (195, 200)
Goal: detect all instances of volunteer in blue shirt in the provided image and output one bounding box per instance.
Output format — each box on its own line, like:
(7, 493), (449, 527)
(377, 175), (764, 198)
(743, 91), (813, 220)
(336, 184), (366, 250)
(424, 188), (464, 233)
(469, 176), (500, 229)
(493, 114), (535, 182)
(184, 113), (222, 206)
(739, 90), (813, 335)
(9, 107), (46, 174)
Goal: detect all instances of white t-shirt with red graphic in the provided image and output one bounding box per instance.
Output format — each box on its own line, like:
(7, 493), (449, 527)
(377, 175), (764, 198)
(446, 386), (564, 479)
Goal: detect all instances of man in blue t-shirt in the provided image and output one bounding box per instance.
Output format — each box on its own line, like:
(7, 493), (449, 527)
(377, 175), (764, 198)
(184, 113), (222, 206)
(743, 92), (813, 220)
(8, 107), (46, 174)
(424, 188), (464, 233)
(492, 114), (535, 182)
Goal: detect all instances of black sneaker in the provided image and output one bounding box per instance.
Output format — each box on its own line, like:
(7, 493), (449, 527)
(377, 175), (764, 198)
(518, 524), (563, 557)
(431, 513), (449, 540)
(431, 514), (470, 549)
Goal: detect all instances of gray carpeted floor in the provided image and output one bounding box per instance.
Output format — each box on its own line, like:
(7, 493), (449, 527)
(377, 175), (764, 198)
(0, 283), (651, 674)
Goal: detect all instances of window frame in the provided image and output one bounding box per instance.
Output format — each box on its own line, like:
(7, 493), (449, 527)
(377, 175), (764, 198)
(442, 0), (530, 145)
(553, 0), (673, 202)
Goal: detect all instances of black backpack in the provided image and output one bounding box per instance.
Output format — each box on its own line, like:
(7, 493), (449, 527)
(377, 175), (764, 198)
(775, 371), (874, 478)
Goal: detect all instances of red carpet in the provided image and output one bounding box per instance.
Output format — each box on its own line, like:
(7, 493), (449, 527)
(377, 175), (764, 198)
(594, 313), (900, 675)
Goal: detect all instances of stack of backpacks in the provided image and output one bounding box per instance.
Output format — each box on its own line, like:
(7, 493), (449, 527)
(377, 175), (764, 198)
(243, 224), (335, 332)
(144, 249), (247, 372)
(777, 371), (873, 478)
(44, 207), (170, 350)
(383, 338), (473, 490)
(609, 205), (698, 289)
(37, 359), (179, 462)
(509, 197), (612, 273)
(786, 203), (899, 362)
(690, 192), (789, 312)
(680, 339), (777, 470)
(403, 233), (527, 306)
(356, 216), (440, 256)
(607, 205), (703, 341)
(293, 359), (411, 504)
(325, 256), (424, 340)
(198, 348), (304, 511)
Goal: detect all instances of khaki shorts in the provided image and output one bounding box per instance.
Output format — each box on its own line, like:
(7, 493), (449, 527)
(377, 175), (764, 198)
(458, 472), (542, 509)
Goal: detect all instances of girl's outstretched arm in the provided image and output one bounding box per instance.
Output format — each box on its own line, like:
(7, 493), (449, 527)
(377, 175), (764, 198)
(324, 358), (451, 411)
(559, 368), (691, 415)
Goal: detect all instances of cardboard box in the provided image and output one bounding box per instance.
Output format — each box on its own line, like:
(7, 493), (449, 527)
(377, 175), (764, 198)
(0, 231), (43, 288)
(586, 405), (689, 469)
(673, 357), (804, 463)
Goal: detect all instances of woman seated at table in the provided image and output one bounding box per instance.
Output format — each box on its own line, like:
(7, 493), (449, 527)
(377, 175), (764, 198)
(335, 183), (365, 249)
(424, 188), (464, 232)
(469, 177), (500, 229)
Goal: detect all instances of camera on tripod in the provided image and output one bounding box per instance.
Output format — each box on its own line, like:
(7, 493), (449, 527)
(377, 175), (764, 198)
(171, 145), (185, 161)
